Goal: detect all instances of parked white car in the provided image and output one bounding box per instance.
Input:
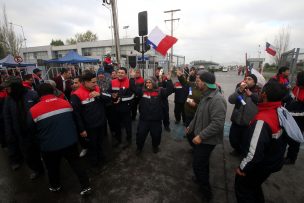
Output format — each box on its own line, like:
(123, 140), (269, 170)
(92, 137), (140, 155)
(222, 67), (228, 72)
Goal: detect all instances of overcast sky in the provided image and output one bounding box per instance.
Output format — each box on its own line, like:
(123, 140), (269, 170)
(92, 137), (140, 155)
(1, 0), (304, 64)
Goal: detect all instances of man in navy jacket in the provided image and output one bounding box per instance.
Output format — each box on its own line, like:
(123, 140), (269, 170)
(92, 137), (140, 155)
(29, 83), (91, 195)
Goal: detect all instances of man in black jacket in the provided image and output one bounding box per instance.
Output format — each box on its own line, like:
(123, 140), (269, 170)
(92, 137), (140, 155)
(70, 71), (110, 167)
(228, 74), (259, 156)
(235, 80), (288, 203)
(3, 77), (44, 179)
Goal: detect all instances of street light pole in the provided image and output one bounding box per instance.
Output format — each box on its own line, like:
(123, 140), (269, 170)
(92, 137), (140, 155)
(102, 4), (114, 56)
(110, 0), (121, 65)
(123, 25), (129, 38)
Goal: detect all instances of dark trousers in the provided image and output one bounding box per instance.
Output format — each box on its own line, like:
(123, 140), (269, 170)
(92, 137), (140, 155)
(131, 97), (140, 120)
(7, 134), (44, 172)
(185, 115), (195, 148)
(78, 136), (88, 150)
(106, 105), (117, 133)
(0, 122), (6, 148)
(235, 171), (271, 203)
(115, 111), (132, 142)
(174, 102), (186, 123)
(86, 125), (105, 166)
(136, 120), (162, 150)
(229, 123), (248, 154)
(193, 144), (215, 194)
(286, 136), (300, 161)
(41, 144), (90, 189)
(162, 100), (170, 127)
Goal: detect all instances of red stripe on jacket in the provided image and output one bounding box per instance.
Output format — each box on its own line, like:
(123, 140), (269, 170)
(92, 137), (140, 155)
(71, 85), (100, 102)
(30, 94), (72, 119)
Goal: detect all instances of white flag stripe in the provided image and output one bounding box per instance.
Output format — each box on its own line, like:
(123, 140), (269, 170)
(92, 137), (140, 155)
(148, 26), (166, 46)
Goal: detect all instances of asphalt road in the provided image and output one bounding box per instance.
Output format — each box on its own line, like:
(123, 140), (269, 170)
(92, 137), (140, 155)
(0, 70), (303, 203)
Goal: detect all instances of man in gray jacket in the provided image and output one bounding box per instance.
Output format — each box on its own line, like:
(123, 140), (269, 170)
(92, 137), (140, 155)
(228, 74), (259, 156)
(186, 71), (227, 201)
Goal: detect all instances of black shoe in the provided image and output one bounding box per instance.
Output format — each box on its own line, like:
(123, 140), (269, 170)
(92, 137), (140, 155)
(11, 163), (21, 171)
(164, 126), (171, 132)
(284, 158), (296, 165)
(153, 146), (160, 153)
(30, 171), (44, 180)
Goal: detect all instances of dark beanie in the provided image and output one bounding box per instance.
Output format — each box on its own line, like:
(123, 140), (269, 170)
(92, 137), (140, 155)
(247, 74), (257, 84)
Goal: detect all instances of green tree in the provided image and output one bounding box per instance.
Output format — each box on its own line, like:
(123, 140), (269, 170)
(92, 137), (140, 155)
(66, 30), (98, 45)
(50, 39), (64, 46)
(66, 38), (77, 45)
(0, 5), (23, 56)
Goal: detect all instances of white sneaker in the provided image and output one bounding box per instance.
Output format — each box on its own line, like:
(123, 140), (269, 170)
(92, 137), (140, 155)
(80, 187), (92, 196)
(79, 149), (88, 157)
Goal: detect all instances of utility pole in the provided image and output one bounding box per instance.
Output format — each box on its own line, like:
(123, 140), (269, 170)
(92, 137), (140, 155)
(110, 0), (121, 65)
(164, 9), (180, 67)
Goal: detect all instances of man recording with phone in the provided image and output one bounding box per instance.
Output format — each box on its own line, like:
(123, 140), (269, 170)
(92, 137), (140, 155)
(228, 74), (260, 156)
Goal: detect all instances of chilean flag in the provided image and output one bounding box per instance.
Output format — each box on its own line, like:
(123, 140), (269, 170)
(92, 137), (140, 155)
(266, 42), (276, 56)
(147, 26), (178, 56)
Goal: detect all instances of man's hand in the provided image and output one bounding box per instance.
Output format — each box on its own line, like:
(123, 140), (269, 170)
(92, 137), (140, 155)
(89, 91), (100, 98)
(187, 98), (196, 108)
(112, 92), (118, 99)
(176, 69), (183, 77)
(80, 131), (88, 138)
(113, 97), (121, 104)
(244, 88), (252, 96)
(129, 68), (136, 78)
(192, 135), (202, 145)
(185, 127), (190, 134)
(239, 82), (247, 92)
(235, 167), (246, 176)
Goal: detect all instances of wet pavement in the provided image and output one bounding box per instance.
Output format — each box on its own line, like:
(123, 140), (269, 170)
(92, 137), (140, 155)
(0, 71), (303, 203)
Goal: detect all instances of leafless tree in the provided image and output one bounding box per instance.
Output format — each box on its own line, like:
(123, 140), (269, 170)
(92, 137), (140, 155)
(273, 26), (290, 65)
(0, 5), (23, 57)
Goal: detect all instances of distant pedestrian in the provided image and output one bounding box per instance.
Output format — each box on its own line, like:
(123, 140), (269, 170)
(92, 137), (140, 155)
(284, 71), (304, 165)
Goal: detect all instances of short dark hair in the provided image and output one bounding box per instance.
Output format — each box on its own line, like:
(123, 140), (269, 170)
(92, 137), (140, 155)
(72, 75), (81, 80)
(262, 80), (287, 102)
(118, 67), (127, 74)
(81, 71), (96, 82)
(60, 68), (69, 74)
(156, 67), (162, 71)
(278, 66), (289, 74)
(37, 83), (54, 97)
(33, 68), (42, 74)
(296, 71), (304, 87)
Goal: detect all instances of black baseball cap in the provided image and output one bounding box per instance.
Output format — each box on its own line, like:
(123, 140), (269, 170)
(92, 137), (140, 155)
(198, 71), (216, 89)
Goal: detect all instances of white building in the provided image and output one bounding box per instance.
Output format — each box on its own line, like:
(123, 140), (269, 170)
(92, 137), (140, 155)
(19, 38), (178, 67)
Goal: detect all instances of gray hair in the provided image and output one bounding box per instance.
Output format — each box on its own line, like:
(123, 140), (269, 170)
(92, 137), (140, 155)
(44, 80), (56, 88)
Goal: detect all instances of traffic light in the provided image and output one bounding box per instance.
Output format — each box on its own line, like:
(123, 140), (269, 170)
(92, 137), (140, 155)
(144, 36), (150, 53)
(138, 11), (148, 36)
(133, 37), (140, 53)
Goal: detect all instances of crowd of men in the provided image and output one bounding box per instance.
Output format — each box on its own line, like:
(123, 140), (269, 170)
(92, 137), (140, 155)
(0, 63), (303, 202)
